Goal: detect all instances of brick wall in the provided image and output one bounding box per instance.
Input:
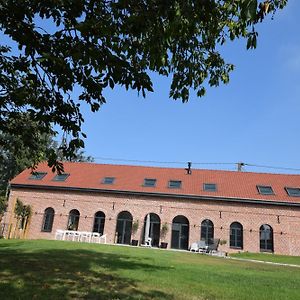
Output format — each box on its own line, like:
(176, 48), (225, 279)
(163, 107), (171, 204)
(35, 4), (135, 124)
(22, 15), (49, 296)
(2, 188), (300, 255)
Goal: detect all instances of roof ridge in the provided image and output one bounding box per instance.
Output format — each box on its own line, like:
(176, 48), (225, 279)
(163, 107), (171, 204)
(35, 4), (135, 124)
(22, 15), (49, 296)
(54, 161), (300, 177)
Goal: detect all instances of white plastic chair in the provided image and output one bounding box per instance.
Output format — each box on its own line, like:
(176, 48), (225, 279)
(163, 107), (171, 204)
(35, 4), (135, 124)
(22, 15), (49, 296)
(55, 229), (65, 240)
(64, 230), (74, 241)
(198, 240), (208, 253)
(190, 242), (199, 252)
(99, 234), (107, 244)
(145, 237), (152, 247)
(72, 231), (81, 242)
(91, 232), (100, 243)
(80, 231), (92, 243)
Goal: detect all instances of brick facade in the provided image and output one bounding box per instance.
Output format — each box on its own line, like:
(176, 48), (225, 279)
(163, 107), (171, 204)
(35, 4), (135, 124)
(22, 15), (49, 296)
(3, 186), (300, 255)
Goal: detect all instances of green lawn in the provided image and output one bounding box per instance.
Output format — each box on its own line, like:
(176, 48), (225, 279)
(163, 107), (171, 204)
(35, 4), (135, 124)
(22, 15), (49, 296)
(0, 240), (299, 300)
(230, 252), (300, 266)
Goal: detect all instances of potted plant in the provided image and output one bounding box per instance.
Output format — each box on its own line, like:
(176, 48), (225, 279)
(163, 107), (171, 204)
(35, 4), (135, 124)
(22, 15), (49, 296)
(219, 239), (227, 246)
(131, 220), (139, 246)
(160, 222), (169, 249)
(13, 198), (32, 238)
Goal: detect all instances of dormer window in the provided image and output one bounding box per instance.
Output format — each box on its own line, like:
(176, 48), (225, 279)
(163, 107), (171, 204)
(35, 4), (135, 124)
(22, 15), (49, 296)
(102, 177), (115, 184)
(143, 178), (156, 187)
(168, 180), (182, 189)
(203, 183), (217, 192)
(53, 173), (69, 182)
(257, 185), (274, 195)
(29, 172), (47, 180)
(285, 187), (300, 197)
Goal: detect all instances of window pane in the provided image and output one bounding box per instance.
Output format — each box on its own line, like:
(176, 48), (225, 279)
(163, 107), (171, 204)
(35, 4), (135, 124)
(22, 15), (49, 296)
(257, 185), (274, 195)
(230, 222), (243, 249)
(93, 212), (105, 234)
(53, 173), (69, 181)
(260, 224), (273, 252)
(42, 208), (54, 232)
(29, 172), (47, 180)
(67, 209), (80, 230)
(203, 183), (217, 192)
(201, 219), (214, 244)
(286, 187), (300, 197)
(143, 178), (156, 187)
(169, 180), (182, 188)
(102, 177), (115, 184)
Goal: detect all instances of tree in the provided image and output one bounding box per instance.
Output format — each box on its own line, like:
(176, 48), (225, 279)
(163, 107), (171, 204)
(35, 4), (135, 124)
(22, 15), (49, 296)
(0, 115), (54, 214)
(0, 115), (93, 216)
(0, 0), (287, 171)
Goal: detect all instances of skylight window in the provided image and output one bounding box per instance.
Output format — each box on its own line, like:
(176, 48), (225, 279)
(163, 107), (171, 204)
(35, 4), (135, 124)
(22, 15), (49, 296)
(168, 180), (182, 189)
(285, 187), (300, 197)
(29, 172), (47, 180)
(203, 183), (217, 192)
(143, 178), (156, 187)
(257, 185), (274, 195)
(102, 177), (115, 184)
(53, 173), (70, 182)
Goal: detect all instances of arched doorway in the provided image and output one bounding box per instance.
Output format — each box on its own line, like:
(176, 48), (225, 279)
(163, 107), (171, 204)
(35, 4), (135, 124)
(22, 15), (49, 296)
(67, 209), (80, 231)
(230, 222), (243, 249)
(201, 219), (214, 245)
(93, 211), (106, 235)
(143, 213), (161, 247)
(260, 224), (273, 252)
(171, 215), (189, 250)
(116, 211), (133, 244)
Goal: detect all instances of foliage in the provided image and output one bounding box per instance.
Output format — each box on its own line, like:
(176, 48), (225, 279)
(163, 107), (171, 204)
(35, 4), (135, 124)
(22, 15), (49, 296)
(14, 198), (32, 230)
(14, 198), (32, 219)
(0, 197), (7, 217)
(0, 116), (53, 215)
(0, 0), (287, 170)
(0, 240), (300, 299)
(132, 220), (139, 235)
(0, 118), (93, 216)
(160, 222), (169, 240)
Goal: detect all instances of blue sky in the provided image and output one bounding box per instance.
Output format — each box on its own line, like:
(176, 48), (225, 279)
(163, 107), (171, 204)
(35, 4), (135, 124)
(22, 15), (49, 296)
(78, 0), (300, 173)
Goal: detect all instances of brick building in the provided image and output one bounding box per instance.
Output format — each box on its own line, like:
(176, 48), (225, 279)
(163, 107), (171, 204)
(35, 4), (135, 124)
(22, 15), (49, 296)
(2, 162), (300, 255)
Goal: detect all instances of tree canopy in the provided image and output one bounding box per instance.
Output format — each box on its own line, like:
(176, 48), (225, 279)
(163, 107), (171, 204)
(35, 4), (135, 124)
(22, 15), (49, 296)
(0, 0), (287, 171)
(0, 116), (93, 216)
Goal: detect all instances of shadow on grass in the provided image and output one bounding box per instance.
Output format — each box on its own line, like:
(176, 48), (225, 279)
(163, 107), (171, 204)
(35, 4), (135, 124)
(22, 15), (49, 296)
(0, 245), (173, 299)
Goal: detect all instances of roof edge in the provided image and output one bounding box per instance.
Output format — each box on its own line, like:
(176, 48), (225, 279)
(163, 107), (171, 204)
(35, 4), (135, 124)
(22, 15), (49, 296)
(10, 183), (300, 208)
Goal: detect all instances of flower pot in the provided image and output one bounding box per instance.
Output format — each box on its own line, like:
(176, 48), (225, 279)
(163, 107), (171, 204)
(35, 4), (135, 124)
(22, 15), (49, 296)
(160, 242), (168, 249)
(131, 239), (138, 246)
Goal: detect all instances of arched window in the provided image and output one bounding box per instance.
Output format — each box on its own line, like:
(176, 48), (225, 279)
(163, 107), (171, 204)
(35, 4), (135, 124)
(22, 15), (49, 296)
(171, 215), (189, 250)
(41, 207), (55, 232)
(67, 209), (80, 231)
(93, 211), (106, 235)
(116, 211), (133, 245)
(230, 222), (243, 249)
(260, 224), (273, 252)
(201, 219), (214, 245)
(143, 213), (161, 247)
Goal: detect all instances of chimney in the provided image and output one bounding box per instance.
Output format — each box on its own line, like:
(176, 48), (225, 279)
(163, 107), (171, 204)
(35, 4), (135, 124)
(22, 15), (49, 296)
(237, 162), (244, 172)
(185, 162), (192, 175)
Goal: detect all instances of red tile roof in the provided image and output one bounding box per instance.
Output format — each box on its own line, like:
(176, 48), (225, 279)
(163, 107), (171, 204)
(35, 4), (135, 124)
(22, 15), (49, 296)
(10, 162), (300, 205)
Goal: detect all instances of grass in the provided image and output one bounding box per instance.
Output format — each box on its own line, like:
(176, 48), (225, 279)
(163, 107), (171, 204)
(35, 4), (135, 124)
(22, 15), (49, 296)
(230, 252), (300, 266)
(0, 240), (300, 300)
